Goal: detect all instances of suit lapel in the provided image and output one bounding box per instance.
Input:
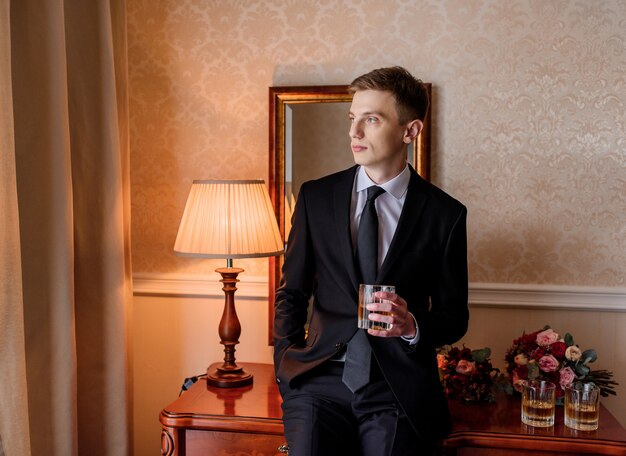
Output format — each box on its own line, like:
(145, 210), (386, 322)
(334, 166), (360, 295)
(377, 169), (428, 284)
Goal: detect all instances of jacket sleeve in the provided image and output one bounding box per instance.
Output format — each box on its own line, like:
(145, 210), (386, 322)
(273, 184), (315, 372)
(419, 205), (469, 348)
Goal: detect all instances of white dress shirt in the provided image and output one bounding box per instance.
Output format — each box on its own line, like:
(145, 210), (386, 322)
(350, 165), (420, 344)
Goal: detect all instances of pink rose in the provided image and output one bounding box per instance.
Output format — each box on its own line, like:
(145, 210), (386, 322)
(559, 367), (576, 389)
(538, 354), (559, 372)
(455, 360), (475, 375)
(536, 328), (559, 347)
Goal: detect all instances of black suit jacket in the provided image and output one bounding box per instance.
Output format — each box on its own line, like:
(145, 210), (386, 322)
(273, 164), (469, 440)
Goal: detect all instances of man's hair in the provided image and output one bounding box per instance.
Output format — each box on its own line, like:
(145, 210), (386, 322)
(348, 66), (429, 123)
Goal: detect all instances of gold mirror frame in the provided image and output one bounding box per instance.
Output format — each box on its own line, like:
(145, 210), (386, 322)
(267, 84), (432, 344)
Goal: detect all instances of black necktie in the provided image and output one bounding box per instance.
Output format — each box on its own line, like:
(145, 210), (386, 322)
(356, 185), (386, 284)
(343, 186), (385, 392)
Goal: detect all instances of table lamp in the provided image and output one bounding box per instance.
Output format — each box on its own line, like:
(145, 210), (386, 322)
(174, 179), (283, 387)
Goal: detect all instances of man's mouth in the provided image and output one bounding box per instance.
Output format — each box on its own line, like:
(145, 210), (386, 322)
(352, 145), (367, 152)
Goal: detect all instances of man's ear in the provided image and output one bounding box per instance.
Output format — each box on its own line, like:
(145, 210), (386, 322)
(403, 119), (423, 144)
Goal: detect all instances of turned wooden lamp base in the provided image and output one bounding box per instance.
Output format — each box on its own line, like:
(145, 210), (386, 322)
(207, 364), (253, 388)
(206, 267), (254, 388)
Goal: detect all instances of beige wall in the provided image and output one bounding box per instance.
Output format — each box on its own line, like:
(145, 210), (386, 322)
(128, 1), (626, 454)
(133, 293), (274, 455)
(129, 0), (626, 285)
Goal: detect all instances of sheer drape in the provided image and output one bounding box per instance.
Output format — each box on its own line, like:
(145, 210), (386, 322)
(2, 0), (132, 454)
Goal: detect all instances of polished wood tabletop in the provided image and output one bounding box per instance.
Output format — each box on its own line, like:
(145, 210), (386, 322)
(161, 363), (626, 455)
(444, 391), (626, 455)
(161, 362), (283, 435)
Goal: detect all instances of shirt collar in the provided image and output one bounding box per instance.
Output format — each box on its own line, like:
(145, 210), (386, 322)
(355, 165), (410, 200)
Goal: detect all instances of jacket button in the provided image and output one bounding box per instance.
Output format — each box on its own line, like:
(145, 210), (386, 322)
(335, 342), (344, 351)
(276, 378), (281, 383)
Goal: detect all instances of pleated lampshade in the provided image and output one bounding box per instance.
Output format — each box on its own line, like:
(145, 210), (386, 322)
(174, 179), (283, 259)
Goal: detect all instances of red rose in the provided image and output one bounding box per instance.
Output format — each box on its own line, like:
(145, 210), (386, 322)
(549, 341), (567, 359)
(531, 347), (546, 361)
(520, 331), (541, 350)
(514, 365), (528, 379)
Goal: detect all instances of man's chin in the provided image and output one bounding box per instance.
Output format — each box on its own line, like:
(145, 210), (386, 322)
(352, 154), (369, 166)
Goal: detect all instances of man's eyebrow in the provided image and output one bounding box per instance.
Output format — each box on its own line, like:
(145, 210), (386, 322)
(348, 110), (387, 118)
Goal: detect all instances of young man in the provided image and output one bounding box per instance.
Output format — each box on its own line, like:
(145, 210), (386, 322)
(273, 66), (469, 455)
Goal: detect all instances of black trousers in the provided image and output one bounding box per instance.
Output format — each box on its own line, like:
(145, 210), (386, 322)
(281, 360), (436, 456)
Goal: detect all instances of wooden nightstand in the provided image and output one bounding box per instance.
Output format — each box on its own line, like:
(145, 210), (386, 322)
(160, 362), (285, 456)
(160, 363), (626, 455)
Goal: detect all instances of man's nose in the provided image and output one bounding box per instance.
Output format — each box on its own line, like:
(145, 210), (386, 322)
(350, 121), (363, 139)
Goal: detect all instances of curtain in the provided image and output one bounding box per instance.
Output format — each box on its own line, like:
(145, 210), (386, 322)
(0, 1), (32, 454)
(2, 0), (132, 454)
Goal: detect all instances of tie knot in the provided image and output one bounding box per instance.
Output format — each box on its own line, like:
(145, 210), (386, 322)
(366, 186), (385, 202)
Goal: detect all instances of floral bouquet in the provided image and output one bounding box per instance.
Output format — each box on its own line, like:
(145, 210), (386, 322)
(505, 326), (617, 399)
(437, 345), (502, 402)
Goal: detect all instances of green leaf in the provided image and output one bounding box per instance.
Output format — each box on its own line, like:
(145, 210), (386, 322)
(575, 363), (590, 377)
(581, 349), (597, 364)
(564, 333), (575, 347)
(528, 363), (540, 380)
(494, 380), (514, 395)
(472, 348), (491, 363)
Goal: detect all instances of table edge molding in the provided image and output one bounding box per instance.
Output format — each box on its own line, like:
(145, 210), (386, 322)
(443, 430), (626, 454)
(159, 410), (284, 435)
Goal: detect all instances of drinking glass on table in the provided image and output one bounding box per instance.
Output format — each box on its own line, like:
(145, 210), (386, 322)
(521, 380), (556, 427)
(565, 382), (600, 431)
(357, 284), (395, 331)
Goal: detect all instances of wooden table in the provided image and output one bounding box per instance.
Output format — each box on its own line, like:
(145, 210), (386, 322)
(160, 363), (626, 455)
(443, 392), (626, 455)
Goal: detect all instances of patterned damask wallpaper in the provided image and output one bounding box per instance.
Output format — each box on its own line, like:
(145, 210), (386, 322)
(128, 0), (625, 286)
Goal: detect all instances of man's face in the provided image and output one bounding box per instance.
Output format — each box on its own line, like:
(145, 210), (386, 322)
(348, 90), (413, 182)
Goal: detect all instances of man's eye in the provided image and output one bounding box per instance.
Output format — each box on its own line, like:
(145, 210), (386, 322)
(367, 117), (378, 123)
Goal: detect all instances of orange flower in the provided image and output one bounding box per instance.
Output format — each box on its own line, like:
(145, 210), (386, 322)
(437, 353), (447, 370)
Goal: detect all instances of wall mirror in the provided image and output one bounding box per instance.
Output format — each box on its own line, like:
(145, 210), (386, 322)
(267, 84), (432, 344)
